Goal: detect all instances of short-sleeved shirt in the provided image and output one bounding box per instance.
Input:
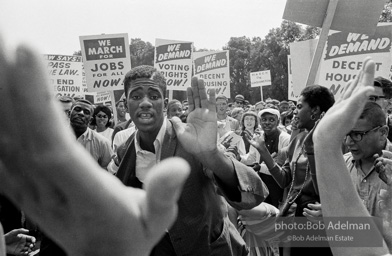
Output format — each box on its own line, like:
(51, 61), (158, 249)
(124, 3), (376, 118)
(77, 127), (114, 169)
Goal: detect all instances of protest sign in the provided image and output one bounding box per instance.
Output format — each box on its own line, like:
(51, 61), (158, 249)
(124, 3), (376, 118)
(95, 91), (112, 105)
(283, 0), (386, 35)
(193, 50), (230, 97)
(44, 54), (85, 98)
(80, 33), (131, 93)
(287, 55), (295, 101)
(250, 70), (271, 87)
(289, 39), (318, 100)
(155, 39), (193, 91)
(317, 24), (392, 99)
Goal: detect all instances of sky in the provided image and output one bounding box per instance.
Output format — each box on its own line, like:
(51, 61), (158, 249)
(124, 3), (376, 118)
(0, 0), (287, 55)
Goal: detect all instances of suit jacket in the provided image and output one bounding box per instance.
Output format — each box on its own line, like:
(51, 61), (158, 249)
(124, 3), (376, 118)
(116, 120), (268, 256)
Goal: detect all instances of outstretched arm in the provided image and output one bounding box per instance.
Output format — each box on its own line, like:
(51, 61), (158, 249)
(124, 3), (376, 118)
(0, 42), (190, 256)
(313, 58), (389, 256)
(171, 78), (266, 205)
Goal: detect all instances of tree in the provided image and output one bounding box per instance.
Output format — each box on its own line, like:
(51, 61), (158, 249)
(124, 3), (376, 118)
(225, 21), (320, 103)
(129, 38), (155, 67)
(223, 36), (253, 101)
(380, 0), (392, 22)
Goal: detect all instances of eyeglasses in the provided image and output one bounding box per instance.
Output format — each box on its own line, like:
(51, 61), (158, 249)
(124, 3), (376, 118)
(368, 95), (387, 102)
(97, 114), (108, 119)
(345, 126), (382, 142)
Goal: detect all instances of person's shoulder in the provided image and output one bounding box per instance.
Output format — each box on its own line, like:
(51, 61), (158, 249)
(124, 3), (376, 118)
(279, 130), (291, 140)
(114, 120), (131, 131)
(91, 129), (111, 145)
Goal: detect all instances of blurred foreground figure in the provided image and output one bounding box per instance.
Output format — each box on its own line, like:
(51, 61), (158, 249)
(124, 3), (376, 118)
(0, 41), (190, 256)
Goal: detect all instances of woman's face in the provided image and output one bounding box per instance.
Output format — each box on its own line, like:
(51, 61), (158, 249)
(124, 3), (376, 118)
(293, 96), (313, 130)
(243, 115), (256, 131)
(96, 111), (109, 128)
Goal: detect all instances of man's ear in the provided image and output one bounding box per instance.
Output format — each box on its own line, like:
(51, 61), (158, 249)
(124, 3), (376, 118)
(0, 223), (6, 256)
(380, 125), (389, 138)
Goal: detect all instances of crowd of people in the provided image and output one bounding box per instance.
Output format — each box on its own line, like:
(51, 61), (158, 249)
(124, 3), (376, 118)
(0, 41), (391, 256)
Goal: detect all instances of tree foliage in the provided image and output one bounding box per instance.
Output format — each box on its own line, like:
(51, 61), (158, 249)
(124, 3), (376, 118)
(380, 0), (392, 22)
(225, 21), (320, 103)
(129, 38), (155, 67)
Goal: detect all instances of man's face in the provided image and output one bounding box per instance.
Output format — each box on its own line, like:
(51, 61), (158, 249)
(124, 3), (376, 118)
(260, 113), (279, 134)
(234, 101), (244, 109)
(369, 87), (388, 112)
(345, 118), (383, 161)
(183, 102), (189, 112)
(255, 104), (264, 114)
(280, 104), (289, 113)
(69, 102), (93, 130)
(116, 101), (127, 118)
(167, 102), (183, 119)
(60, 101), (73, 119)
(216, 99), (228, 115)
(126, 78), (164, 134)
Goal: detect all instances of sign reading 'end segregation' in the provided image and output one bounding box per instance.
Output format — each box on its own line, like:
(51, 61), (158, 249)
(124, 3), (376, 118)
(43, 54), (86, 98)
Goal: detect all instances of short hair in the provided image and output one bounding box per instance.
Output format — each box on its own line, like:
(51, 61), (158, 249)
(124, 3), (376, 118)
(167, 99), (182, 111)
(359, 102), (386, 127)
(90, 105), (113, 127)
(254, 101), (265, 107)
(374, 76), (392, 99)
(301, 85), (335, 113)
(58, 95), (75, 104)
(231, 107), (244, 118)
(123, 65), (166, 98)
(264, 103), (279, 110)
(71, 99), (94, 112)
(279, 100), (289, 106)
(281, 110), (294, 125)
(216, 95), (228, 102)
(115, 99), (126, 107)
(240, 111), (259, 130)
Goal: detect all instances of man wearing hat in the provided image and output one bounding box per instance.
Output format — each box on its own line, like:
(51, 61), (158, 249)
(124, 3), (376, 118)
(234, 94), (245, 109)
(279, 100), (290, 113)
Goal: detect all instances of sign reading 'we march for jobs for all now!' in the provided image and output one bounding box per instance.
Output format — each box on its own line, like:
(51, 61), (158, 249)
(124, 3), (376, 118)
(80, 33), (132, 93)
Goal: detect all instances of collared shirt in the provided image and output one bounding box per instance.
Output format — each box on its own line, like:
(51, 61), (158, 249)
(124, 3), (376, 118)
(344, 151), (392, 250)
(134, 118), (167, 183)
(344, 154), (390, 216)
(77, 127), (114, 169)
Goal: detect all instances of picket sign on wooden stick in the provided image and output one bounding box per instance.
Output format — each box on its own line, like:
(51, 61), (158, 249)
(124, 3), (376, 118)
(305, 0), (339, 86)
